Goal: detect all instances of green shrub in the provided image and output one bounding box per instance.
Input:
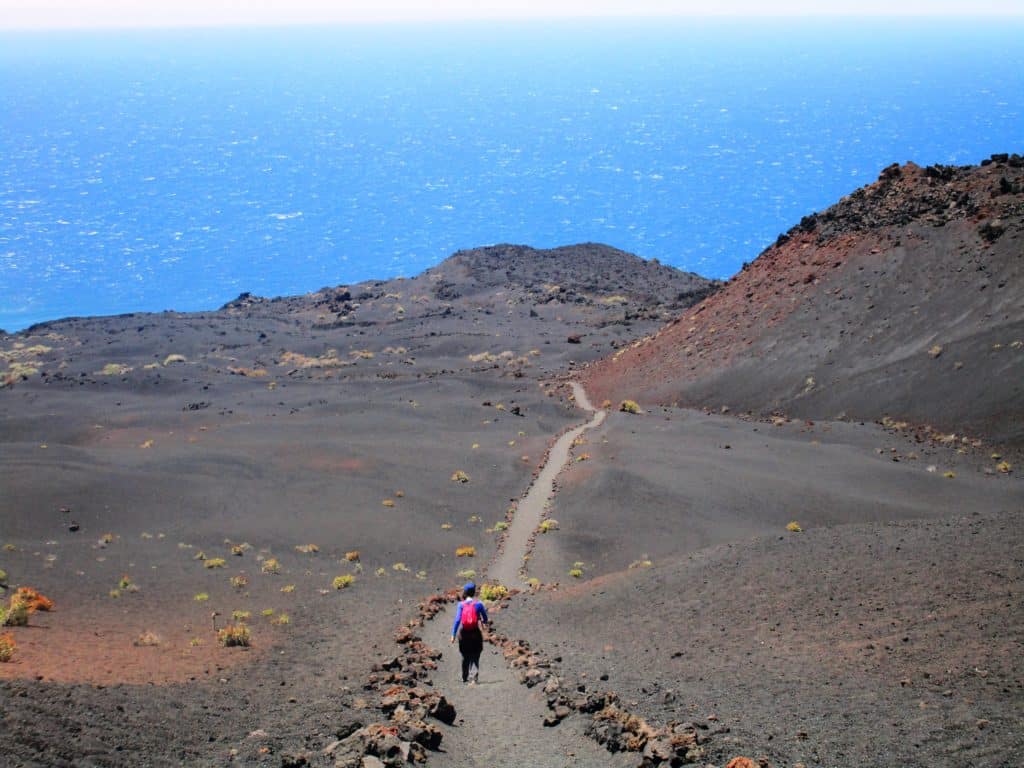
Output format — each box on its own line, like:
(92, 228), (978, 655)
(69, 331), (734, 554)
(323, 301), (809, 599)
(333, 575), (355, 590)
(480, 583), (509, 602)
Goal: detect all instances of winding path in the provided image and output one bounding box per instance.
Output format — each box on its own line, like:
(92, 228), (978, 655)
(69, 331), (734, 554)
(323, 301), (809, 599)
(488, 382), (605, 587)
(424, 382), (623, 768)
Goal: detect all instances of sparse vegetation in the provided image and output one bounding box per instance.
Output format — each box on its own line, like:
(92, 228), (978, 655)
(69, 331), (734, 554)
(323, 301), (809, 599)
(392, 562), (409, 572)
(260, 558), (281, 574)
(575, 453), (591, 462)
(450, 470), (470, 483)
(786, 521), (803, 532)
(0, 633), (15, 662)
(260, 609), (274, 618)
(381, 499), (395, 507)
(493, 521), (509, 532)
(943, 471), (956, 479)
(204, 558), (227, 569)
(133, 631), (161, 647)
(333, 575), (355, 590)
(15, 587), (53, 612)
(232, 610), (251, 622)
(441, 522), (453, 530)
(98, 363), (133, 376)
(230, 575), (248, 590)
(163, 354), (187, 366)
(568, 568), (583, 579)
(194, 592), (210, 602)
(538, 519), (559, 533)
(0, 598), (29, 627)
(280, 584), (296, 593)
(217, 624), (251, 647)
(295, 544), (319, 554)
(997, 460), (1012, 474)
(278, 349), (349, 369)
(629, 556), (654, 569)
(619, 400), (641, 414)
(455, 546), (476, 557)
(344, 550), (360, 562)
(480, 583), (509, 602)
(271, 613), (290, 626)
(376, 568), (387, 577)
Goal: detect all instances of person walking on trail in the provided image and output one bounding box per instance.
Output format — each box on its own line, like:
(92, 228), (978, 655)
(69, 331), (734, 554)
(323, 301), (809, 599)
(450, 582), (489, 684)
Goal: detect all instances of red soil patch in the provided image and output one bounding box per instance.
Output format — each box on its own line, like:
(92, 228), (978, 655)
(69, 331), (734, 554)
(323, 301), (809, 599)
(0, 613), (262, 685)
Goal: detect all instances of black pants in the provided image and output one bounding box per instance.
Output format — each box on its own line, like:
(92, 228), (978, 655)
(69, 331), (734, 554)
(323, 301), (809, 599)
(458, 628), (483, 682)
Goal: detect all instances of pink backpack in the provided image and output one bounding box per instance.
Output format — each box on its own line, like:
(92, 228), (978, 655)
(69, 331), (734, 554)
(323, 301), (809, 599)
(461, 599), (479, 631)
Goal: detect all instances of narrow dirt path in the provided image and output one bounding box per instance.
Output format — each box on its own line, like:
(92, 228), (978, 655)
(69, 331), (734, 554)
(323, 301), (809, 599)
(488, 382), (605, 587)
(424, 383), (624, 768)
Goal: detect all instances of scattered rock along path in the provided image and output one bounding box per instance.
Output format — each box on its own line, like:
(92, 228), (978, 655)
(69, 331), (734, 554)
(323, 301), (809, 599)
(424, 383), (624, 768)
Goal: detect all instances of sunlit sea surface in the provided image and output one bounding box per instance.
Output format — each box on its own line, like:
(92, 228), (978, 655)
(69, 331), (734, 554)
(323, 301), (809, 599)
(1, 19), (1022, 330)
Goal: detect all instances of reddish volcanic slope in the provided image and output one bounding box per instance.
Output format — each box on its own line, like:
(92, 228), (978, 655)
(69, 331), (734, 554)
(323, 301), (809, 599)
(583, 155), (1024, 447)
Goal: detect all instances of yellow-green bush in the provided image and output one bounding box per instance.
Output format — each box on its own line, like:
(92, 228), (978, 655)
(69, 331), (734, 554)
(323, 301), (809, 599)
(333, 575), (355, 590)
(480, 583), (509, 602)
(0, 633), (15, 662)
(217, 624), (251, 647)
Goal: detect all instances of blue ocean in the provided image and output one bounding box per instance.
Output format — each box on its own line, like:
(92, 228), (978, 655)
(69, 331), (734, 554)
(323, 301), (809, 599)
(1, 18), (1022, 331)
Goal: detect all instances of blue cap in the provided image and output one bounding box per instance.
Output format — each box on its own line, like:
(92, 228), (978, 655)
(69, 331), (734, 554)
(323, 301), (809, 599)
(463, 581), (476, 592)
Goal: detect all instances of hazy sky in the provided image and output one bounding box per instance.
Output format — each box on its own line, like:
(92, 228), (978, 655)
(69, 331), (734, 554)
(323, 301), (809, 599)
(2, 0), (1022, 29)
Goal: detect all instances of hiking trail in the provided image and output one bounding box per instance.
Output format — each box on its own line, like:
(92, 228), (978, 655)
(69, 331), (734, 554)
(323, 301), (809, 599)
(423, 382), (627, 768)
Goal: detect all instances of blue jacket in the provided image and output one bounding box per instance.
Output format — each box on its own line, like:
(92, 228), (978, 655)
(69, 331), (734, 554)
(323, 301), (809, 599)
(451, 598), (488, 637)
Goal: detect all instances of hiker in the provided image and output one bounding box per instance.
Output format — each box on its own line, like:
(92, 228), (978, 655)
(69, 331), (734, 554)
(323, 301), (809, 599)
(450, 581), (489, 684)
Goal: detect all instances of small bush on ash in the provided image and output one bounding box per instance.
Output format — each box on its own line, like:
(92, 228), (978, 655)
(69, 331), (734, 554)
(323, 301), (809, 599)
(333, 575), (355, 590)
(0, 633), (15, 662)
(217, 624), (251, 647)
